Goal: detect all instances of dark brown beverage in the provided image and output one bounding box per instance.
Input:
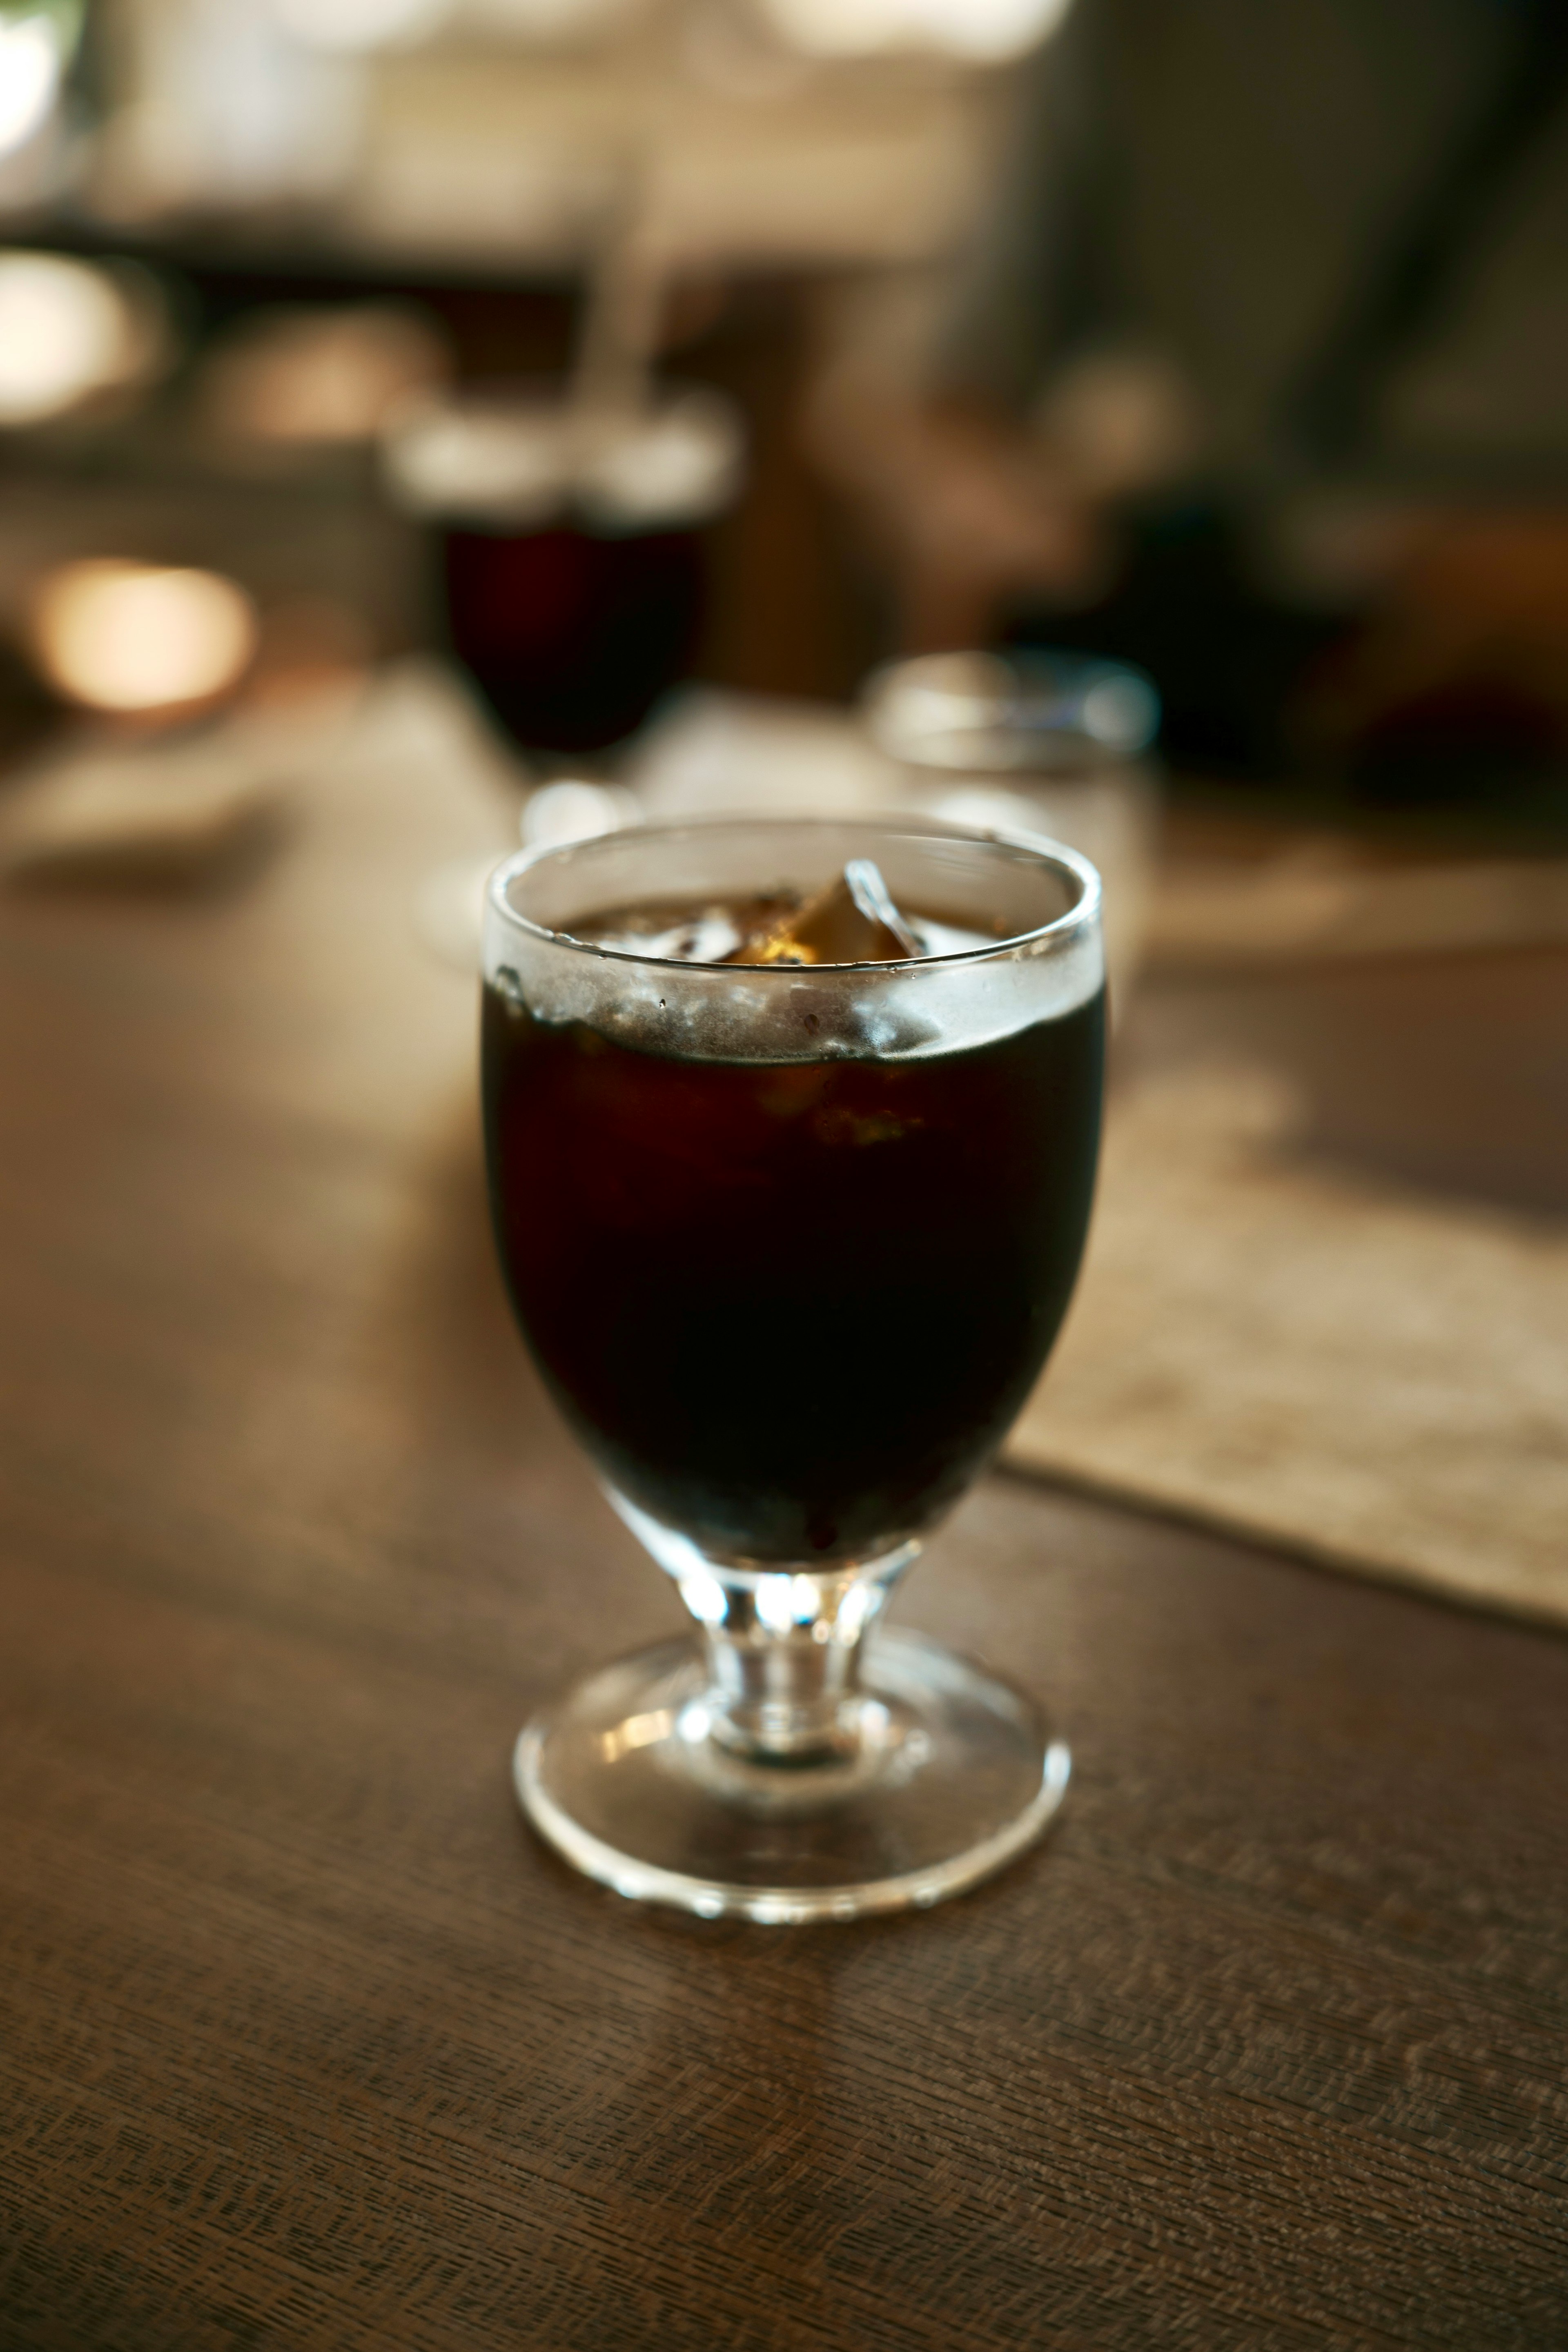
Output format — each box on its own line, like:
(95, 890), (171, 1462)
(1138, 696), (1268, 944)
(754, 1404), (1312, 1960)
(442, 522), (705, 756)
(385, 384), (741, 759)
(482, 902), (1103, 1565)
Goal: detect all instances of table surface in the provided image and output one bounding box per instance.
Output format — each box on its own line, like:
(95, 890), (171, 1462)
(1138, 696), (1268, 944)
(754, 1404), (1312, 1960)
(3, 727), (1567, 2352)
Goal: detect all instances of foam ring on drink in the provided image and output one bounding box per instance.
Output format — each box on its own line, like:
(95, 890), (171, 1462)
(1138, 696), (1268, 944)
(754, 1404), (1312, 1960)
(483, 817), (1104, 1066)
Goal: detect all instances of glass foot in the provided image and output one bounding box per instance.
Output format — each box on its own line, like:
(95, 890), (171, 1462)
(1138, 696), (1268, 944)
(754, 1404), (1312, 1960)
(514, 1626), (1070, 1923)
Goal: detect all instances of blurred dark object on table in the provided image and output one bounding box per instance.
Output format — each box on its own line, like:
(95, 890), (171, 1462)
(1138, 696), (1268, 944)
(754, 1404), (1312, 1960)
(1293, 510), (1568, 813)
(1004, 500), (1568, 825)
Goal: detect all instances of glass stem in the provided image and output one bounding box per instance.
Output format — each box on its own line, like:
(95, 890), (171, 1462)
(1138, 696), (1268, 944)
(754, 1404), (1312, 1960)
(689, 1551), (919, 1766)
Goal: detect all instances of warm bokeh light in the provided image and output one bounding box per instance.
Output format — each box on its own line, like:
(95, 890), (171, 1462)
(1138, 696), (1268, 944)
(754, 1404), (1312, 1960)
(0, 10), (60, 158)
(198, 303), (450, 446)
(0, 252), (149, 425)
(31, 561), (260, 713)
(761, 0), (1073, 60)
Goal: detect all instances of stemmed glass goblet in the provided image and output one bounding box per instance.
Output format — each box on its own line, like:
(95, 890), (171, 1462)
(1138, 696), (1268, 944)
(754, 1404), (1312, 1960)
(384, 382), (742, 767)
(482, 817), (1104, 1922)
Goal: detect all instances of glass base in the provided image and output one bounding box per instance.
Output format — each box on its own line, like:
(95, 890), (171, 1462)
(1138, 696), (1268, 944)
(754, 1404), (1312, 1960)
(514, 1626), (1070, 1924)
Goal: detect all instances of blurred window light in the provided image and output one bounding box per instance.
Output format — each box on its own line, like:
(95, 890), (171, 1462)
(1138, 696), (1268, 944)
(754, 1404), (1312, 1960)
(0, 253), (151, 425)
(100, 0), (363, 211)
(31, 561), (259, 713)
(0, 9), (61, 156)
(270, 0), (449, 53)
(760, 0), (1073, 61)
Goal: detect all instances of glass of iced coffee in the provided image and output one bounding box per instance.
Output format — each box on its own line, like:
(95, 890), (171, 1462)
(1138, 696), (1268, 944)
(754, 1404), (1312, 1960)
(384, 383), (742, 762)
(482, 817), (1104, 1921)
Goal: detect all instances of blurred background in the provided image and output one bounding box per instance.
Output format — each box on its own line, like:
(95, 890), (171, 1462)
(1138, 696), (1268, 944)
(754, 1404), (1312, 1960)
(0, 0), (1045, 759)
(1, 0), (1567, 924)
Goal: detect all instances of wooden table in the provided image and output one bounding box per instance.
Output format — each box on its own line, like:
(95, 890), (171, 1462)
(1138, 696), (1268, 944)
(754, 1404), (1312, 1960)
(3, 727), (1566, 2350)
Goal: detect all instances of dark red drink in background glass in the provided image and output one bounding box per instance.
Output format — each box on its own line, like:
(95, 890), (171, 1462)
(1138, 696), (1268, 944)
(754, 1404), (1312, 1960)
(384, 384), (743, 760)
(443, 521), (704, 757)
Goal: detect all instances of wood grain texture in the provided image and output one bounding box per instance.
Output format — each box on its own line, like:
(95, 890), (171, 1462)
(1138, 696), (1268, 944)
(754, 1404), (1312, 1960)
(2, 734), (1567, 2351)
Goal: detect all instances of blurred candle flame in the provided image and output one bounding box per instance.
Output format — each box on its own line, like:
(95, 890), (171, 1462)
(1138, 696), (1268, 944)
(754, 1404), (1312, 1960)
(31, 561), (260, 713)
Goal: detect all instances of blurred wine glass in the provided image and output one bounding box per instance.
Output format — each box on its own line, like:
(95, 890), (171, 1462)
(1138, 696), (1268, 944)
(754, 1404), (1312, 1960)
(384, 378), (743, 771)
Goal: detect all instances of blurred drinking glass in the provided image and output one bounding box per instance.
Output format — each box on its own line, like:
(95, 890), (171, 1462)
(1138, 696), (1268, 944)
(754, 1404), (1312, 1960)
(860, 648), (1161, 1004)
(385, 382), (743, 769)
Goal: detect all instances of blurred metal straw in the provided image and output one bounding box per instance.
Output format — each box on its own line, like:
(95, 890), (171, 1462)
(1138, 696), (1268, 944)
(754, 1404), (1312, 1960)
(569, 156), (665, 429)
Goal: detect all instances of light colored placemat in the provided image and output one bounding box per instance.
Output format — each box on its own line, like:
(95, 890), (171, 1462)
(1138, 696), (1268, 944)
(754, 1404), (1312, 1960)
(1006, 1061), (1568, 1625)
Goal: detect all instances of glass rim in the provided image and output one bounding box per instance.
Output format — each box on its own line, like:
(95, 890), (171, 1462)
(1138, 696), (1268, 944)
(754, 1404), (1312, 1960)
(483, 813), (1103, 976)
